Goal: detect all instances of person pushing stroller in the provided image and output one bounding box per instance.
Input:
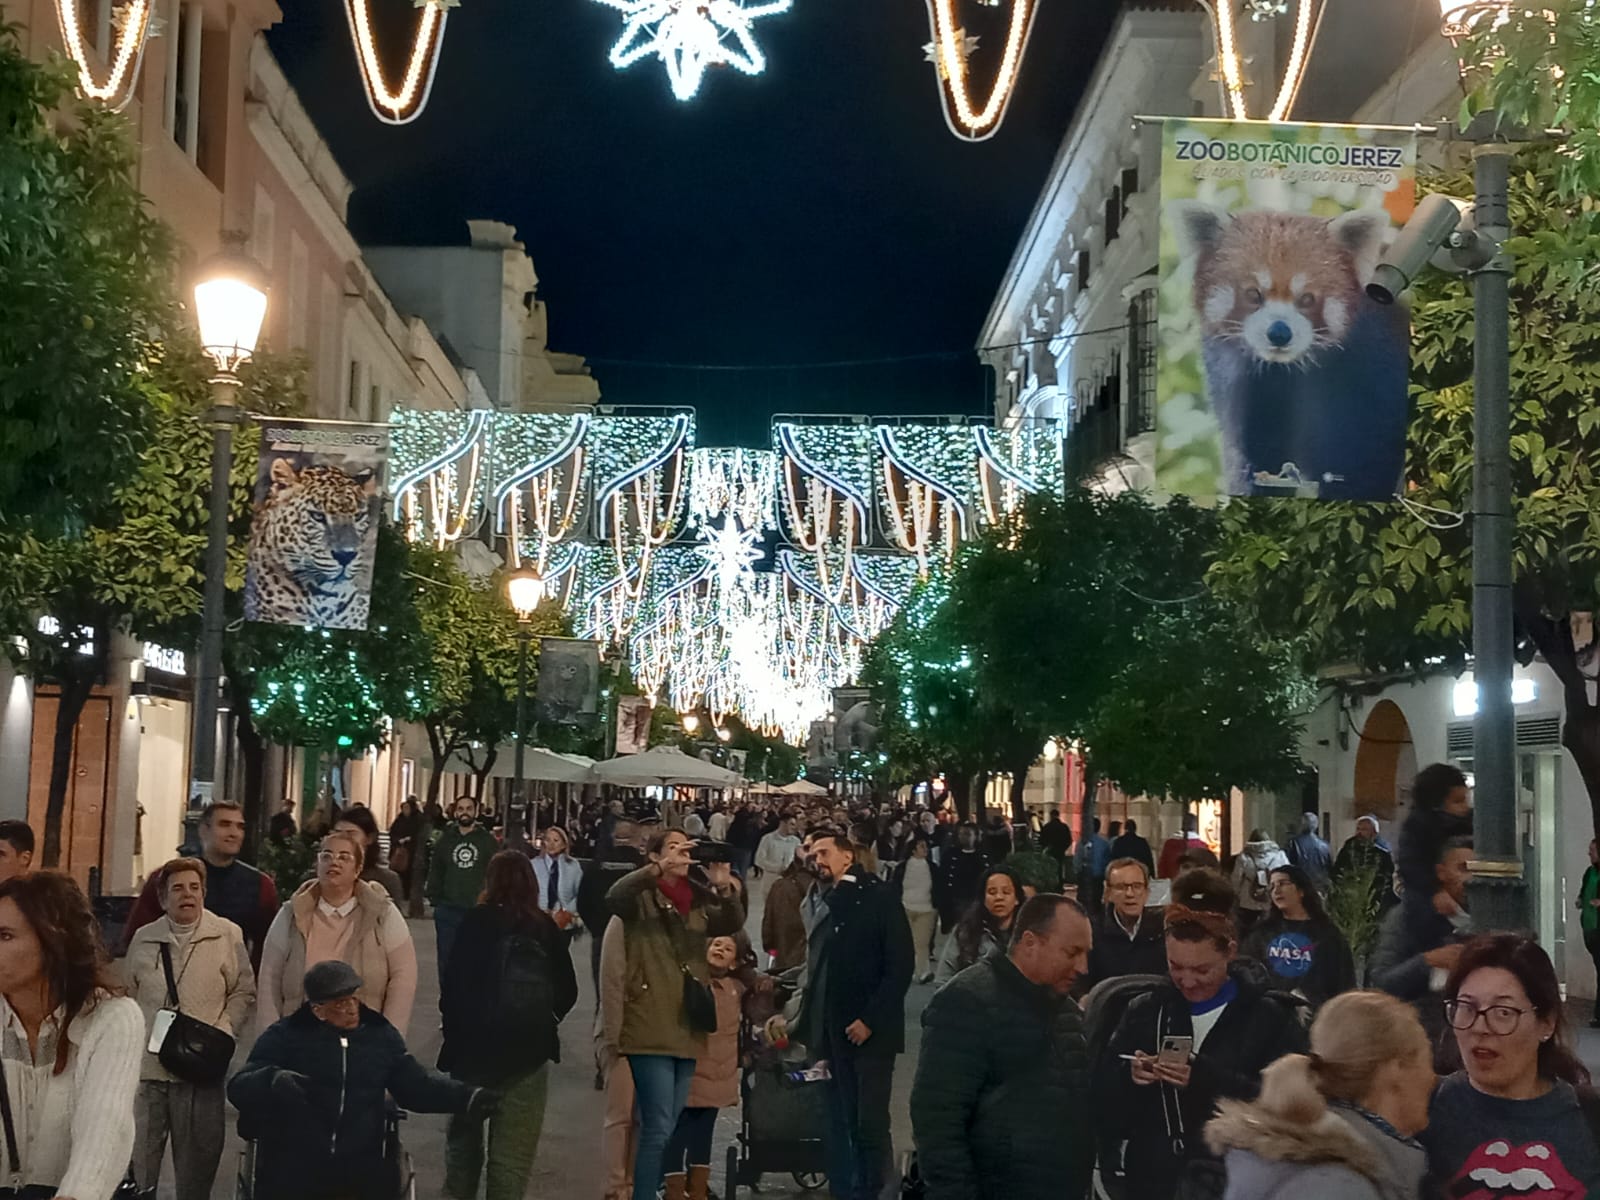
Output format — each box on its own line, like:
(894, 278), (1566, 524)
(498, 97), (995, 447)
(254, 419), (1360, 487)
(229, 962), (497, 1200)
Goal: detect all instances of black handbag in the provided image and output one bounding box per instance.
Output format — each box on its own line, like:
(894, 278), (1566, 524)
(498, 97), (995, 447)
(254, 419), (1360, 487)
(656, 904), (717, 1034)
(155, 942), (235, 1086)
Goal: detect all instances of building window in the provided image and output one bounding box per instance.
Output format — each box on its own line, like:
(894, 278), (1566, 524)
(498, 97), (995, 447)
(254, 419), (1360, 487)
(347, 360), (363, 416)
(288, 235), (309, 351)
(251, 187), (275, 277)
(1076, 249), (1092, 295)
(1120, 167), (1139, 217)
(1126, 287), (1157, 438)
(170, 0), (200, 160)
(369, 383), (383, 423)
(1104, 190), (1121, 244)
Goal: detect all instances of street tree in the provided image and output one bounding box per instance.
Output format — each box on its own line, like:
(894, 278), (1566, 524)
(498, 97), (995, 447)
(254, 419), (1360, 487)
(1208, 148), (1600, 838)
(0, 32), (177, 532)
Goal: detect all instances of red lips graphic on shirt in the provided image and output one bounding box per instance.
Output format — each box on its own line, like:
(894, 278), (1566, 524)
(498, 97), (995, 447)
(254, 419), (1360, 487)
(1451, 1140), (1585, 1199)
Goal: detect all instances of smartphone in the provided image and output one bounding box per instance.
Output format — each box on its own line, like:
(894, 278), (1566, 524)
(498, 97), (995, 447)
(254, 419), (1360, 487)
(148, 1008), (176, 1054)
(1158, 1035), (1193, 1068)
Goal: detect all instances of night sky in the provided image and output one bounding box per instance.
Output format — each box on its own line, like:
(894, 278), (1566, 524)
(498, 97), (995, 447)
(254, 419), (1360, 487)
(267, 0), (1120, 446)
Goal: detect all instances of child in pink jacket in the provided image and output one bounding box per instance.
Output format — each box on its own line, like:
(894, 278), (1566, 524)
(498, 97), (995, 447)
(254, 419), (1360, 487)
(660, 935), (746, 1200)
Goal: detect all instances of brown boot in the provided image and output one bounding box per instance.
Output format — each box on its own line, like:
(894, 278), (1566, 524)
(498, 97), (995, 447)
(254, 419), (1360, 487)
(687, 1164), (712, 1200)
(663, 1172), (688, 1200)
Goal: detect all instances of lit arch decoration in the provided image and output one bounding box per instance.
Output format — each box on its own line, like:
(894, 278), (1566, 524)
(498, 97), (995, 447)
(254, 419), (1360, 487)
(390, 408), (490, 549)
(53, 0), (154, 110)
(1213, 0), (1318, 122)
(342, 0), (453, 124)
(922, 0), (1038, 141)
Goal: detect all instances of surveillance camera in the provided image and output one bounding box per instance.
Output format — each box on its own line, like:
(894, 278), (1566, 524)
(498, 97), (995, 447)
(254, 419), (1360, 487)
(1366, 193), (1473, 305)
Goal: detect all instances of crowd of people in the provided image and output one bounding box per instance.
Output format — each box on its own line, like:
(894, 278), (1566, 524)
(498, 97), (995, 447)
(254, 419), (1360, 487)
(0, 755), (1595, 1200)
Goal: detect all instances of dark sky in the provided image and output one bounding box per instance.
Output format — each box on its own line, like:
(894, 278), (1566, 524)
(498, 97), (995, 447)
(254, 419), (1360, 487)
(268, 0), (1120, 446)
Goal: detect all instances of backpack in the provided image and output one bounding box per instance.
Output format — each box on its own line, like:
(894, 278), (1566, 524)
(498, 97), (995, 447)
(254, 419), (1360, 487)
(488, 929), (556, 1050)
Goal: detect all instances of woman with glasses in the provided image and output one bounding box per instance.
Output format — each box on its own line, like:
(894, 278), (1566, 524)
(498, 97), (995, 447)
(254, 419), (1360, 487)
(1242, 865), (1356, 1010)
(1421, 933), (1600, 1196)
(256, 831), (419, 1037)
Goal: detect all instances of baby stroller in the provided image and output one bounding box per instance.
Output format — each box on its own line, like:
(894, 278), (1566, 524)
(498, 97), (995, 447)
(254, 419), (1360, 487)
(723, 975), (829, 1199)
(235, 1101), (414, 1200)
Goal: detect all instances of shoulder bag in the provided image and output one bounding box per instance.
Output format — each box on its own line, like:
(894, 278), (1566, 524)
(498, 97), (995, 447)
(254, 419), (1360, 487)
(155, 942), (235, 1086)
(655, 902), (717, 1034)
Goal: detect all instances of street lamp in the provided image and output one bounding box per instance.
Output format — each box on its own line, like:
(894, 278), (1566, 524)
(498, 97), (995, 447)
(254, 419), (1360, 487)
(506, 563), (545, 849)
(184, 238), (267, 850)
(682, 712), (701, 735)
(1363, 2), (1525, 930)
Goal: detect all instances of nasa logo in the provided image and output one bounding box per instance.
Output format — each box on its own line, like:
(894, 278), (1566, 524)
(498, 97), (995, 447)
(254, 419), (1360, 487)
(1266, 931), (1316, 979)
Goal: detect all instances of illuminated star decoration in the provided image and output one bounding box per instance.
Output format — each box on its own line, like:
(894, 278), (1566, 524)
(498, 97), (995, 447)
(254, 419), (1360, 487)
(696, 518), (764, 593)
(595, 0), (793, 102)
(922, 29), (979, 81)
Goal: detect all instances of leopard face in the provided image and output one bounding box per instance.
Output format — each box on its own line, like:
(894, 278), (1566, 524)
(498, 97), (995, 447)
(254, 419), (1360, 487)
(245, 459), (377, 629)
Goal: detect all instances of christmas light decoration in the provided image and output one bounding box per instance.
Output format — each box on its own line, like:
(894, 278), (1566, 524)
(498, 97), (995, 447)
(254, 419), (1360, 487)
(922, 0), (1037, 141)
(1212, 0), (1317, 122)
(391, 409), (490, 549)
(594, 0), (792, 102)
(53, 0), (155, 110)
(342, 0), (453, 125)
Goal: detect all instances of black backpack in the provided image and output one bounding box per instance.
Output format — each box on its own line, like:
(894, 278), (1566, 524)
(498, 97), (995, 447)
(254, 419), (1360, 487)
(489, 929), (557, 1050)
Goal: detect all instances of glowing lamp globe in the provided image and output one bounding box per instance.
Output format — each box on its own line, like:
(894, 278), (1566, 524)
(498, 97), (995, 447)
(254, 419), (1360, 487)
(682, 713), (701, 734)
(715, 726), (732, 743)
(192, 248), (268, 376)
(505, 565), (546, 620)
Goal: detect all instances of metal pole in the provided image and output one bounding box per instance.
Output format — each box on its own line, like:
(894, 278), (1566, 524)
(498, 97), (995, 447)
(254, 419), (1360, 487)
(184, 377), (239, 852)
(1464, 142), (1528, 932)
(510, 626), (529, 849)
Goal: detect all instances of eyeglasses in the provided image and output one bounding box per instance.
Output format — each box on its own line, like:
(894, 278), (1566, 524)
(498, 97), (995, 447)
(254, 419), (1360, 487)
(1444, 999), (1533, 1035)
(318, 851), (359, 865)
(1107, 882), (1148, 893)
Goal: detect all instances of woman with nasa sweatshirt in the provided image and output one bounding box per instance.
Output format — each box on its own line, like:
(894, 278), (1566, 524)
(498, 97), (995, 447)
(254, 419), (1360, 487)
(1243, 865), (1355, 1010)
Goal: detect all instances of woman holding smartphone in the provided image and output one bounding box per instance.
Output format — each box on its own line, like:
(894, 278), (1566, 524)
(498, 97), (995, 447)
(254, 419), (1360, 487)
(1096, 868), (1307, 1199)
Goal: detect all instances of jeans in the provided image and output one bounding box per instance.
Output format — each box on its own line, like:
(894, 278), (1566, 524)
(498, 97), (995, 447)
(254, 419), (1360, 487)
(444, 1065), (549, 1200)
(134, 1079), (226, 1200)
(627, 1054), (696, 1200)
(434, 903), (469, 988)
(821, 1051), (896, 1200)
(662, 1106), (718, 1176)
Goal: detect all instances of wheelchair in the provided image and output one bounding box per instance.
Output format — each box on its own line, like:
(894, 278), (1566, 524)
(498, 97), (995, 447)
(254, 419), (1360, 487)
(235, 1103), (415, 1200)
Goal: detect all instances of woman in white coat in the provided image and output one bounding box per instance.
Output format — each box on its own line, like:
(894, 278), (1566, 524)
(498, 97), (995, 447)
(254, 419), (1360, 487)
(531, 826), (583, 929)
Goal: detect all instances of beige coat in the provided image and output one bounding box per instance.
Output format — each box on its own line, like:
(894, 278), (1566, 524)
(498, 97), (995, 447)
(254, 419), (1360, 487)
(124, 910), (256, 1082)
(256, 879), (417, 1035)
(686, 976), (744, 1109)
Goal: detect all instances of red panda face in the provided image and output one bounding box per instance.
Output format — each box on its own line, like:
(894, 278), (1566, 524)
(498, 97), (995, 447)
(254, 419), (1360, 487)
(1167, 203), (1389, 369)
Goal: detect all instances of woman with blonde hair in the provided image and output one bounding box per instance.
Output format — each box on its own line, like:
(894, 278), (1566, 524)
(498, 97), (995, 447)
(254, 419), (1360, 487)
(1206, 990), (1435, 1199)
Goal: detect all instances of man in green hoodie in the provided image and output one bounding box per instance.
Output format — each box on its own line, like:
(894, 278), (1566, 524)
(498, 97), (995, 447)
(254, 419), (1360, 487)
(426, 797), (499, 986)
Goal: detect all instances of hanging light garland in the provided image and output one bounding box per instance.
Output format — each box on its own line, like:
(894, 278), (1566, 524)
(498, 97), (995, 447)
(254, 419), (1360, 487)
(922, 0), (1037, 141)
(342, 0), (454, 125)
(593, 0), (792, 101)
(1213, 0), (1318, 122)
(53, 0), (155, 111)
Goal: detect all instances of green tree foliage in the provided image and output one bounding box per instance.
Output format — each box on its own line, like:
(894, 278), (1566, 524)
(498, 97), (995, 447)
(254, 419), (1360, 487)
(0, 29), (177, 532)
(862, 571), (1047, 820)
(411, 547), (569, 802)
(1209, 149), (1600, 837)
(941, 490), (1309, 817)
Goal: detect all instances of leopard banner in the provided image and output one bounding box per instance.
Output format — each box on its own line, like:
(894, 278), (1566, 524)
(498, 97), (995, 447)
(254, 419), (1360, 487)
(244, 418), (389, 631)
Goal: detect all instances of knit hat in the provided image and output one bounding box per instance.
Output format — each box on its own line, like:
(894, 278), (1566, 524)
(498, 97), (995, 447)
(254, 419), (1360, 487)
(304, 960), (363, 1003)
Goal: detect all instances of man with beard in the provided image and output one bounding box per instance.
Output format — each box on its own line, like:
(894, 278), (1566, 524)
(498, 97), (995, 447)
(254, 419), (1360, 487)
(425, 797), (499, 984)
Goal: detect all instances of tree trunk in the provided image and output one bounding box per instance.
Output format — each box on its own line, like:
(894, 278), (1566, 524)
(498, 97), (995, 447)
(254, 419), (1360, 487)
(235, 698), (267, 863)
(474, 746), (498, 802)
(947, 771), (973, 822)
(43, 649), (100, 868)
(1007, 757), (1032, 824)
(425, 719), (457, 808)
(1515, 592), (1600, 842)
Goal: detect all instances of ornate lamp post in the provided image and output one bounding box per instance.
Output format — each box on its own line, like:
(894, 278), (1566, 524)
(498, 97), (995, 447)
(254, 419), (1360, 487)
(505, 564), (546, 848)
(184, 240), (267, 849)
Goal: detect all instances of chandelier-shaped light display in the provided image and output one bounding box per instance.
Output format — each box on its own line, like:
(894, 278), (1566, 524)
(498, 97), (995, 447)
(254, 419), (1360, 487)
(342, 0), (454, 124)
(1212, 0), (1317, 122)
(53, 0), (155, 111)
(387, 409), (1063, 742)
(922, 0), (1037, 141)
(594, 0), (793, 101)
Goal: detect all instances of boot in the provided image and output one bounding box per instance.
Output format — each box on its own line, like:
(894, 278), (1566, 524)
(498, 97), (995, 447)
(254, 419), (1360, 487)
(663, 1172), (688, 1200)
(687, 1164), (712, 1200)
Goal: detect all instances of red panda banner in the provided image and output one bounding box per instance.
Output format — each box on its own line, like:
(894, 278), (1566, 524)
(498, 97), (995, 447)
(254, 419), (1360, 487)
(1155, 119), (1417, 501)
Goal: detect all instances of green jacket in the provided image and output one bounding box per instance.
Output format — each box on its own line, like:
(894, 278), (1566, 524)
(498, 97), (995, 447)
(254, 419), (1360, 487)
(607, 865), (745, 1059)
(426, 825), (499, 908)
(1581, 866), (1600, 934)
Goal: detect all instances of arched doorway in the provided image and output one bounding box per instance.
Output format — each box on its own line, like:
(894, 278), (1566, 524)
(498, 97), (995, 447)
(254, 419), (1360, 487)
(1353, 699), (1416, 825)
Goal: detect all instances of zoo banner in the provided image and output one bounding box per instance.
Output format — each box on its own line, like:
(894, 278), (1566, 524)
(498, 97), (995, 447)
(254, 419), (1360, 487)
(1156, 119), (1416, 501)
(244, 418), (388, 631)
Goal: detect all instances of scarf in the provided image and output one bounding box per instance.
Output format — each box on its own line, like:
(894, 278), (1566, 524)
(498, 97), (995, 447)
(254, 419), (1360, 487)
(657, 874), (693, 916)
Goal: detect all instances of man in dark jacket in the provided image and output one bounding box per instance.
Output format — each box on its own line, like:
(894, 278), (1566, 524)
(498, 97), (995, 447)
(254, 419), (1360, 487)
(1332, 814), (1397, 912)
(230, 962), (495, 1200)
(1109, 819), (1154, 875)
(798, 835), (914, 1200)
(763, 846), (812, 972)
(1286, 812), (1333, 894)
(937, 825), (987, 933)
(911, 895), (1095, 1200)
(1372, 836), (1471, 1059)
(576, 818), (645, 991)
(1079, 858), (1167, 994)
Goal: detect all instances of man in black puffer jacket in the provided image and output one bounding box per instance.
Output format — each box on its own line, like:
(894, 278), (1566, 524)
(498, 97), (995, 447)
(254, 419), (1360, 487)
(230, 962), (496, 1200)
(911, 895), (1096, 1200)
